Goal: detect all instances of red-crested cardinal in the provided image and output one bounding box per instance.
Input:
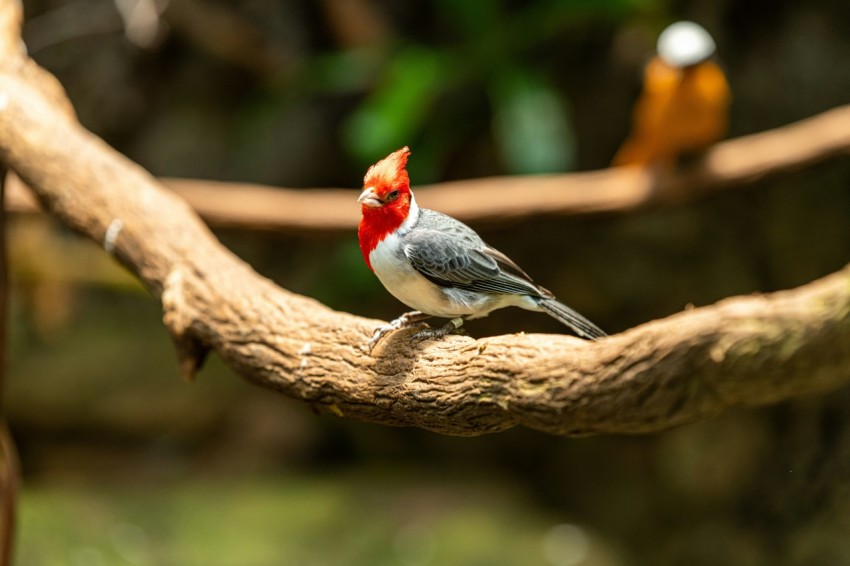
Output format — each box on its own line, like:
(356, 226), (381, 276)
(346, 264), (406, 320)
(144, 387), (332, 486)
(358, 147), (606, 351)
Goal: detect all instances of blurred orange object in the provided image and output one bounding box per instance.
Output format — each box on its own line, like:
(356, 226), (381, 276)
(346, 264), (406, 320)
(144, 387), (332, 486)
(613, 22), (731, 169)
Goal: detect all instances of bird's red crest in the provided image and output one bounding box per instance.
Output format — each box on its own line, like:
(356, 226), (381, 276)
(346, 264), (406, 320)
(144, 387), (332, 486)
(363, 146), (410, 195)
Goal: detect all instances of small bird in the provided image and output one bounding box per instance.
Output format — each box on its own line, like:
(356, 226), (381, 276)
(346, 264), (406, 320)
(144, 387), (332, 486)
(358, 147), (606, 351)
(612, 21), (731, 169)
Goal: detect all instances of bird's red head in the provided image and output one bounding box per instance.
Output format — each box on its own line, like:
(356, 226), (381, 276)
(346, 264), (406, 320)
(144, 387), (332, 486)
(357, 147), (414, 270)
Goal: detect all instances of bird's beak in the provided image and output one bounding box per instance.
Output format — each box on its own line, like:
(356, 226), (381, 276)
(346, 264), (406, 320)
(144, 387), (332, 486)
(357, 187), (382, 208)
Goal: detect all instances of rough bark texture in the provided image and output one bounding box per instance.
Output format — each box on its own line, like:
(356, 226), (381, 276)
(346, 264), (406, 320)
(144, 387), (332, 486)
(1, 0), (849, 436)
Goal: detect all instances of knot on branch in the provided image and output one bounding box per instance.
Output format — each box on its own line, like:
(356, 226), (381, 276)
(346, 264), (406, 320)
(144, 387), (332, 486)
(162, 267), (209, 381)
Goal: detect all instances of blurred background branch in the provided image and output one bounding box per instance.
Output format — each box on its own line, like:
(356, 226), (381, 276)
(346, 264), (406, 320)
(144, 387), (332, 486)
(142, 102), (850, 228)
(6, 104), (850, 232)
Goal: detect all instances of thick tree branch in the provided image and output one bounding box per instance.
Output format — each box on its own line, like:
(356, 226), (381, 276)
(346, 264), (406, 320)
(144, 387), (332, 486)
(5, 105), (850, 232)
(1, 1), (849, 437)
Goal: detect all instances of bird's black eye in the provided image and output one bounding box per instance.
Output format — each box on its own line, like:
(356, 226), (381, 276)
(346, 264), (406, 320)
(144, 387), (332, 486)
(386, 189), (400, 202)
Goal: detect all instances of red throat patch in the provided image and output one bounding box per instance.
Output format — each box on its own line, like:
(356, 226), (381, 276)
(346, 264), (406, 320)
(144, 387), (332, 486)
(358, 147), (413, 271)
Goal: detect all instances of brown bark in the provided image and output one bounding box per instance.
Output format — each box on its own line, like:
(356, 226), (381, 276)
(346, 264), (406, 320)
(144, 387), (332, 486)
(0, 0), (849, 437)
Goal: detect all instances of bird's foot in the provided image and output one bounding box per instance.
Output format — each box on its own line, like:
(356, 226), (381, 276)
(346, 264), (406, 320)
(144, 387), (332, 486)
(411, 318), (464, 345)
(366, 311), (432, 353)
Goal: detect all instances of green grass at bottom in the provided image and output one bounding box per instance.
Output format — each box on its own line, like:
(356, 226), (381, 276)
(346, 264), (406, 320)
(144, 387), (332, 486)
(15, 470), (613, 566)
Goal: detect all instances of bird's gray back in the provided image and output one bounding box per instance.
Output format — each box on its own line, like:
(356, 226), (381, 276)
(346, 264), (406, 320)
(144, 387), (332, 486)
(401, 208), (544, 297)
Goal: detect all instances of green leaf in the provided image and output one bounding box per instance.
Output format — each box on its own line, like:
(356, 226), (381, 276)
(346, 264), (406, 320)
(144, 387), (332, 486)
(491, 69), (576, 174)
(343, 46), (445, 161)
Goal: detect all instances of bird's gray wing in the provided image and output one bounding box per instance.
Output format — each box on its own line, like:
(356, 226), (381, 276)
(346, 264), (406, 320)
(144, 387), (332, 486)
(402, 226), (544, 297)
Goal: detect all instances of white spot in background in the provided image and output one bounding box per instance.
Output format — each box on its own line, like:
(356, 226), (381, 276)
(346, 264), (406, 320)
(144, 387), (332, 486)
(103, 218), (124, 254)
(542, 523), (591, 566)
(114, 0), (164, 47)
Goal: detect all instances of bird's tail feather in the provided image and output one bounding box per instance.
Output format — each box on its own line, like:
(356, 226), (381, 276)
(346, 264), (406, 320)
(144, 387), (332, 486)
(538, 298), (607, 340)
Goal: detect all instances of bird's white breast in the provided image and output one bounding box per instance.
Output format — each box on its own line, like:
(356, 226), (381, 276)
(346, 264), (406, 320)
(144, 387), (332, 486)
(369, 231), (450, 315)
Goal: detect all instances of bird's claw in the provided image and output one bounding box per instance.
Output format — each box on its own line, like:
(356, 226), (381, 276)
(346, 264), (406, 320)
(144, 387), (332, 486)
(366, 311), (432, 353)
(410, 318), (465, 344)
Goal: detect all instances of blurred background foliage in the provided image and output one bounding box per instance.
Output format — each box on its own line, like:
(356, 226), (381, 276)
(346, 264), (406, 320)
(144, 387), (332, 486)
(8, 0), (850, 564)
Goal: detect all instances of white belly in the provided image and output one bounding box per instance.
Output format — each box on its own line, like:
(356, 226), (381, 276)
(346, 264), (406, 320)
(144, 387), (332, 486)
(369, 232), (537, 319)
(369, 233), (458, 316)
